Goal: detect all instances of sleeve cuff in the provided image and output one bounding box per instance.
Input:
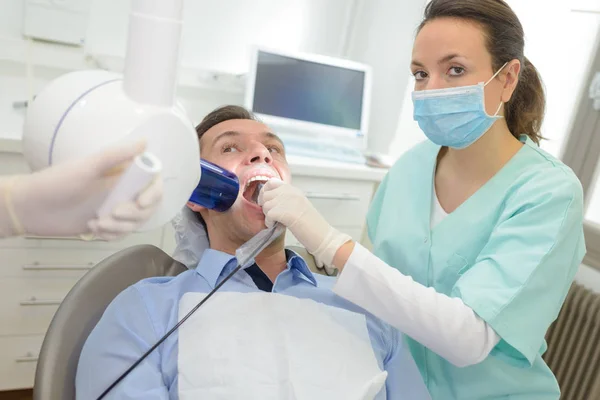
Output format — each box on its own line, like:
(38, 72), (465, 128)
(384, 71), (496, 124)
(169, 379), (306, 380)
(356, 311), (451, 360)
(333, 243), (371, 300)
(467, 299), (537, 368)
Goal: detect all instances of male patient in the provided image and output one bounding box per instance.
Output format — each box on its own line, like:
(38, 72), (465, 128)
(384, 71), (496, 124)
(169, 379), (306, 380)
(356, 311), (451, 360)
(76, 105), (429, 400)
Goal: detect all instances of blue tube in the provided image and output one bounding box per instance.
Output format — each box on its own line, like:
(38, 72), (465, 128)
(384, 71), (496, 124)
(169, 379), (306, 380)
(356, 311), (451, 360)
(189, 159), (240, 212)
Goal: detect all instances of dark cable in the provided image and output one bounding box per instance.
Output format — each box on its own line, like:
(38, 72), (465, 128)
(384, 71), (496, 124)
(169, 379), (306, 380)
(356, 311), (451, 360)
(96, 262), (243, 400)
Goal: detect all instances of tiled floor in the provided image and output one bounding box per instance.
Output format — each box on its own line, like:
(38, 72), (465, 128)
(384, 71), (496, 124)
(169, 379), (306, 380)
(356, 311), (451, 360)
(0, 390), (32, 400)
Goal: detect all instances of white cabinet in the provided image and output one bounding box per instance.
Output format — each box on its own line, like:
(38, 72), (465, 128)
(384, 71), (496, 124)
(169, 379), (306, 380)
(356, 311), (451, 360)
(282, 174), (376, 248)
(0, 335), (44, 391)
(0, 139), (386, 390)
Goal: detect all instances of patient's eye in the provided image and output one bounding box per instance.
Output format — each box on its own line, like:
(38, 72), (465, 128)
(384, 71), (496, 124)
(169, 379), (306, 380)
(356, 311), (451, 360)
(222, 143), (240, 153)
(267, 145), (283, 154)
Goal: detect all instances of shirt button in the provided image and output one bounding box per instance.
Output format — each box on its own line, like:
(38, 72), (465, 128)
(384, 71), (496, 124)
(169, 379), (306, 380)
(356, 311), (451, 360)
(424, 237), (429, 244)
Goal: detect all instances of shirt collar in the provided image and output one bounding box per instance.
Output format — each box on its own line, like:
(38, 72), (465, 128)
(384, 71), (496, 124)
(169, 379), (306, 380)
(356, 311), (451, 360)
(194, 248), (318, 288)
(194, 249), (237, 288)
(519, 133), (536, 147)
(285, 248), (318, 286)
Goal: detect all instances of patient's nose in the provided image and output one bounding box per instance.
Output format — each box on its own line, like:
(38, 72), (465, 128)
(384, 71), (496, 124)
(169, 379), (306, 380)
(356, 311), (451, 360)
(247, 144), (272, 165)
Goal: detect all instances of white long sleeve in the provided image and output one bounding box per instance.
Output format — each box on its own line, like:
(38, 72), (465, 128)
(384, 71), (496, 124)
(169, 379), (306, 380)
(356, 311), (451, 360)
(333, 243), (500, 367)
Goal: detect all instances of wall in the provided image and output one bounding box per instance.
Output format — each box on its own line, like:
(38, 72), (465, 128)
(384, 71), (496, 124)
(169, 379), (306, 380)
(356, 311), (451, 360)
(576, 265), (600, 293)
(84, 0), (353, 73)
(388, 0), (600, 160)
(345, 0), (427, 156)
(0, 0), (355, 134)
(1, 0), (435, 156)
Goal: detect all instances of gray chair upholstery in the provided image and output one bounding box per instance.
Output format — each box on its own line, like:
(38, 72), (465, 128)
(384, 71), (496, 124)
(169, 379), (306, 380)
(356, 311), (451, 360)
(33, 245), (187, 400)
(33, 244), (321, 400)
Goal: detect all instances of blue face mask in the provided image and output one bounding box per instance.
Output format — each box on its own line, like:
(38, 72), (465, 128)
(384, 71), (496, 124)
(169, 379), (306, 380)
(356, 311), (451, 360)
(412, 63), (507, 149)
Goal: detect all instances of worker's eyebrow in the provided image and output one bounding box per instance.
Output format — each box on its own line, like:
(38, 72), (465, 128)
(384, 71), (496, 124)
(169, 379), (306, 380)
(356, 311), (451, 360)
(411, 53), (465, 68)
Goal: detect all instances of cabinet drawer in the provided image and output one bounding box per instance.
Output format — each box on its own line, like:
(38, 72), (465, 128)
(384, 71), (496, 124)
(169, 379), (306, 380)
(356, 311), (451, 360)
(0, 335), (43, 391)
(0, 227), (164, 250)
(0, 277), (80, 336)
(0, 248), (114, 279)
(291, 177), (374, 228)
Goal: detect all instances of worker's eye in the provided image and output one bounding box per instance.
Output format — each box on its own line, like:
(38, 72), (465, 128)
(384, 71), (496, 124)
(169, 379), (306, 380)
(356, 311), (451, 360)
(413, 70), (428, 81)
(448, 66), (465, 76)
(222, 143), (240, 153)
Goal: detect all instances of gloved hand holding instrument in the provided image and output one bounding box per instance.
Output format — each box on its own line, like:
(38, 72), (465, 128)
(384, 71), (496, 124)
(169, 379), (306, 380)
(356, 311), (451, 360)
(258, 178), (352, 275)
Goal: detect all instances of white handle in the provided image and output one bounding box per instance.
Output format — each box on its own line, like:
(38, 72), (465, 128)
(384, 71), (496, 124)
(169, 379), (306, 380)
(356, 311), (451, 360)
(20, 297), (63, 306)
(572, 8), (600, 14)
(97, 152), (162, 217)
(22, 263), (93, 271)
(24, 235), (80, 240)
(305, 192), (361, 201)
(15, 352), (38, 363)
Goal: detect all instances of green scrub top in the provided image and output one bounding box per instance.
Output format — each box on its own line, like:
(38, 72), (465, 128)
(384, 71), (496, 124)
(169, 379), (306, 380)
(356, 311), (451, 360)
(367, 136), (586, 399)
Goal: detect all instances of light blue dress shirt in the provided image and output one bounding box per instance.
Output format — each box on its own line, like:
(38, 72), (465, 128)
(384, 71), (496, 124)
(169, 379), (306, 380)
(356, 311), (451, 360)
(76, 249), (430, 399)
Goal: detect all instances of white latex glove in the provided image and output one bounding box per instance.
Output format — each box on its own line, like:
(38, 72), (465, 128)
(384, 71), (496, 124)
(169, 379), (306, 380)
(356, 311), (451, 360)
(258, 179), (351, 271)
(4, 140), (162, 240)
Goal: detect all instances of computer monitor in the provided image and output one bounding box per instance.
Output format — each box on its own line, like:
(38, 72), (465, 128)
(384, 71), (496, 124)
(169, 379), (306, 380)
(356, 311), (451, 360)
(244, 47), (372, 151)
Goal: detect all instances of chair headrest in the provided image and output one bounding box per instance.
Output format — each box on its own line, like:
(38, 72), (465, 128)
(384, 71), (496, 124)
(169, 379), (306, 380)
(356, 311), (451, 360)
(172, 207), (209, 268)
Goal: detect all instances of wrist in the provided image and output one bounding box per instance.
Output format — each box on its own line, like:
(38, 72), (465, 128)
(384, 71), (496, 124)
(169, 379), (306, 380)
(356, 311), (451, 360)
(310, 226), (351, 267)
(333, 240), (355, 271)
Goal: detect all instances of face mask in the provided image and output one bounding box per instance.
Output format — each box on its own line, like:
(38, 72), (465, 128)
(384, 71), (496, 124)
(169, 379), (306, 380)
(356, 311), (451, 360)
(412, 62), (508, 149)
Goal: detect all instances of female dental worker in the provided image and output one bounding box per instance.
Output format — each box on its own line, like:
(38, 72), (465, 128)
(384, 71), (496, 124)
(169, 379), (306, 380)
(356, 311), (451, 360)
(259, 0), (586, 398)
(0, 140), (162, 240)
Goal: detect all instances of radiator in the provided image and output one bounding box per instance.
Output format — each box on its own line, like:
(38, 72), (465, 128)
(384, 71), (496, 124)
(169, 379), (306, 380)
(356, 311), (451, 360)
(544, 282), (600, 399)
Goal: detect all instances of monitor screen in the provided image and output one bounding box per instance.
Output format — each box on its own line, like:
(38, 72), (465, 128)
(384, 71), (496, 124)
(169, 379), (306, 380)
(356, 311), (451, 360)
(251, 51), (365, 130)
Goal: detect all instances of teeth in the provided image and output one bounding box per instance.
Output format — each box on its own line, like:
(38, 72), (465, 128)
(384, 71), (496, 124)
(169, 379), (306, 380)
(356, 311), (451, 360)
(245, 175), (271, 189)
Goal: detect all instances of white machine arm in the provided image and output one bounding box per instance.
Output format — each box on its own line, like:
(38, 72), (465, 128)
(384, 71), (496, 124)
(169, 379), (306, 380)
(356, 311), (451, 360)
(21, 0), (200, 231)
(124, 0), (184, 106)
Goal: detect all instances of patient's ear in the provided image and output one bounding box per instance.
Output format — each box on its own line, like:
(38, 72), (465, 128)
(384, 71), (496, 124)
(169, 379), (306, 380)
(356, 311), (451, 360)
(187, 202), (205, 212)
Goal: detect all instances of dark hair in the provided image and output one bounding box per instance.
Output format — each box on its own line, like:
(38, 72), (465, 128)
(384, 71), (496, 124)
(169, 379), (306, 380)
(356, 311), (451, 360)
(195, 105), (257, 141)
(418, 0), (545, 144)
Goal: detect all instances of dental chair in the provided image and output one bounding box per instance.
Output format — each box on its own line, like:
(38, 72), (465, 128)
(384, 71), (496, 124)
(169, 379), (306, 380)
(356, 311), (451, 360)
(33, 244), (320, 400)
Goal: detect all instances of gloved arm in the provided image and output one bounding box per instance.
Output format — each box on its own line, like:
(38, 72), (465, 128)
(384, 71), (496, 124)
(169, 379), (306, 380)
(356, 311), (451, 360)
(259, 179), (500, 367)
(0, 140), (162, 240)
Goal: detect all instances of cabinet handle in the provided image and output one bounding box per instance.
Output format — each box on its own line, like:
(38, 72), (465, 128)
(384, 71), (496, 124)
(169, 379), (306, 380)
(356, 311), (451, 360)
(305, 193), (361, 201)
(24, 235), (80, 240)
(20, 297), (63, 306)
(22, 263), (93, 271)
(15, 352), (38, 363)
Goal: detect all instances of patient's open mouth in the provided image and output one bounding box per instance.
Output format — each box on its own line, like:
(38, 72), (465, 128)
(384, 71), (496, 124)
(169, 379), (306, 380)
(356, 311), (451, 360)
(243, 176), (270, 204)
